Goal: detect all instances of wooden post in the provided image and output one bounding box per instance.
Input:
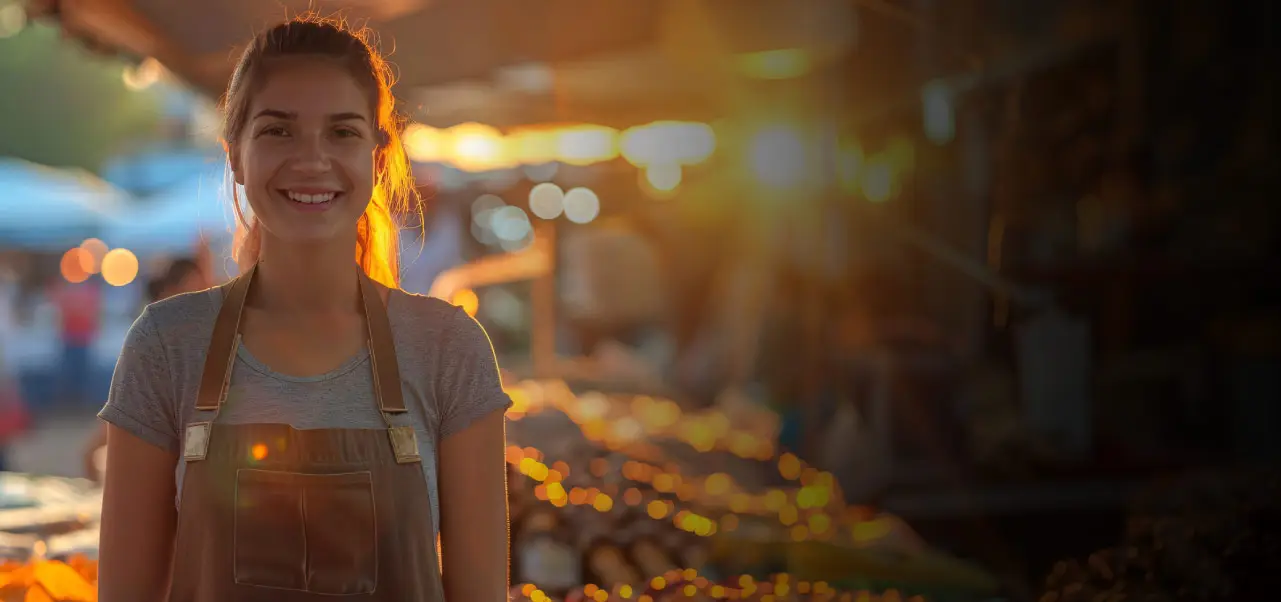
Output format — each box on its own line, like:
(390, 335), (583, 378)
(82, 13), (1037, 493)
(530, 219), (558, 379)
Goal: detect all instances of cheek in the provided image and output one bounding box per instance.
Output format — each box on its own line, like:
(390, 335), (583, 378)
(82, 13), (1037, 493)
(239, 146), (279, 186)
(349, 149), (377, 186)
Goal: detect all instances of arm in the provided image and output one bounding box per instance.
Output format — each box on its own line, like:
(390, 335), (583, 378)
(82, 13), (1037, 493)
(98, 425), (178, 602)
(95, 306), (182, 601)
(82, 422), (108, 482)
(435, 305), (513, 600)
(439, 409), (510, 601)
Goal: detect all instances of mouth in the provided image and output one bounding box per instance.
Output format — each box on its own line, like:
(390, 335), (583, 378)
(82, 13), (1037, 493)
(280, 189), (343, 210)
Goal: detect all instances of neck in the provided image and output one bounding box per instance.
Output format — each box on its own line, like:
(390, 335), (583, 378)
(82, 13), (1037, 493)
(250, 236), (361, 312)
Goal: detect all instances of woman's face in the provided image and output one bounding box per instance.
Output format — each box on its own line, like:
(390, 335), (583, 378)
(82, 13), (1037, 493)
(231, 58), (378, 246)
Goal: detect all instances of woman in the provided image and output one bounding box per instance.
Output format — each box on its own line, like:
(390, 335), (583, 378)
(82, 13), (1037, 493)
(97, 17), (511, 602)
(82, 257), (209, 482)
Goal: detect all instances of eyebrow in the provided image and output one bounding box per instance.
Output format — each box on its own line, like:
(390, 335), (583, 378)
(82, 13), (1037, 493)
(252, 109), (368, 122)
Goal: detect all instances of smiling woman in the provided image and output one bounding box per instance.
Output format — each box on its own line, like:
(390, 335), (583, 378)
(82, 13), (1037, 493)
(219, 22), (415, 289)
(96, 15), (512, 602)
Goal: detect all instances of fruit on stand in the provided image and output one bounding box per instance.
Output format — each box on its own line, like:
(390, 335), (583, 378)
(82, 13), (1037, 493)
(500, 378), (1004, 601)
(0, 553), (97, 602)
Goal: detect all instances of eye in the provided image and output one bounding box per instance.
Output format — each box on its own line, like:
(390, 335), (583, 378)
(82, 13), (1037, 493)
(257, 125), (289, 138)
(333, 126), (362, 139)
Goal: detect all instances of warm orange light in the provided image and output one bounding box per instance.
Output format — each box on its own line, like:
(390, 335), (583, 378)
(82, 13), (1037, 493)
(448, 122), (510, 172)
(778, 453), (802, 480)
(78, 238), (108, 274)
(100, 248), (139, 286)
(60, 249), (90, 284)
(450, 288), (479, 317)
(556, 124), (619, 166)
(508, 128), (560, 165)
(704, 473), (731, 496)
(250, 443), (268, 461)
(403, 123), (449, 163)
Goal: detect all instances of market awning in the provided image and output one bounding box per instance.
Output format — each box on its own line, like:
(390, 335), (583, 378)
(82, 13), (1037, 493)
(27, 0), (860, 127)
(0, 158), (130, 251)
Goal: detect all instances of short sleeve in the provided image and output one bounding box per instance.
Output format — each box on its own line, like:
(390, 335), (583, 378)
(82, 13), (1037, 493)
(98, 307), (180, 453)
(438, 306), (512, 438)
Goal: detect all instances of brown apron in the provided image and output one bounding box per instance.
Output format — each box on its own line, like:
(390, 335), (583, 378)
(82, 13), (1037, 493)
(166, 265), (447, 602)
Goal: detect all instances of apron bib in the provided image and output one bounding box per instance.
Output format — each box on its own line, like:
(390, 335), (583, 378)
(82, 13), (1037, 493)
(166, 264), (446, 601)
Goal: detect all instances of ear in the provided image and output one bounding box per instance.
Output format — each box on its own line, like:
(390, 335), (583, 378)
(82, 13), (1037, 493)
(228, 144), (246, 186)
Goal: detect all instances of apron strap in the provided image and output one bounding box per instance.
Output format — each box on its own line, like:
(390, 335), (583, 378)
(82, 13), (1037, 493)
(360, 273), (407, 413)
(195, 266), (255, 411)
(193, 264), (406, 413)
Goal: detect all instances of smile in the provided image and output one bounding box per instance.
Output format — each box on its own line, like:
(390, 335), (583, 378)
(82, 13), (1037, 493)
(280, 189), (343, 211)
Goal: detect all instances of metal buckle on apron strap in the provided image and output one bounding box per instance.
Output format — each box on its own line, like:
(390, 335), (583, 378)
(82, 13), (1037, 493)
(388, 425), (420, 464)
(184, 422), (213, 461)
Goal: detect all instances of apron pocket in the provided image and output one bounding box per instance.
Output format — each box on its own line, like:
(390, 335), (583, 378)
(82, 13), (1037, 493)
(303, 471), (378, 595)
(234, 469), (307, 590)
(234, 469), (378, 595)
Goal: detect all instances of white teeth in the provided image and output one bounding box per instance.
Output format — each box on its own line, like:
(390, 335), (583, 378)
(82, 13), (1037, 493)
(286, 191), (337, 204)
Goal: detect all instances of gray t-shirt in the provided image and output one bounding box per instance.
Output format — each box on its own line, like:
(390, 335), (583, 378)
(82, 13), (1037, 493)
(98, 286), (512, 536)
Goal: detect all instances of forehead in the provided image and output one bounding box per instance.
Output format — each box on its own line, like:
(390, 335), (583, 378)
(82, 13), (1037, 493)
(248, 57), (372, 119)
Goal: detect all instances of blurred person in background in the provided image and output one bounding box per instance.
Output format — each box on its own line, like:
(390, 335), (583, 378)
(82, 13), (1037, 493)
(96, 16), (511, 602)
(48, 272), (101, 407)
(82, 256), (210, 481)
(0, 258), (31, 471)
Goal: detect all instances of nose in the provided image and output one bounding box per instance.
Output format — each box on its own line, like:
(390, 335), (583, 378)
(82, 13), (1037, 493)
(290, 133), (332, 174)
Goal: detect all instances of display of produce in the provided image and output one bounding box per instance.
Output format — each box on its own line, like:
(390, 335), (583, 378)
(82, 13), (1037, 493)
(501, 378), (1002, 602)
(0, 474), (100, 601)
(0, 378), (1002, 601)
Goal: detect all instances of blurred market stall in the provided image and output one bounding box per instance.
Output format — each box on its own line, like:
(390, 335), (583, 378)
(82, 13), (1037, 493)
(100, 159), (233, 257)
(0, 159), (128, 252)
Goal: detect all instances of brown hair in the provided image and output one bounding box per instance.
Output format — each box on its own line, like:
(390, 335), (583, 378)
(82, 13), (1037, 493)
(220, 15), (416, 288)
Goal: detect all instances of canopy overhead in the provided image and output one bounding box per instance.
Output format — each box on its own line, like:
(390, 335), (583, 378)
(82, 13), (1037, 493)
(29, 0), (860, 128)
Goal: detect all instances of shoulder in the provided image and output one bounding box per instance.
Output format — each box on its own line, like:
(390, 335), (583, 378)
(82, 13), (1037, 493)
(386, 290), (501, 382)
(387, 289), (484, 346)
(142, 286), (222, 328)
(134, 286), (223, 352)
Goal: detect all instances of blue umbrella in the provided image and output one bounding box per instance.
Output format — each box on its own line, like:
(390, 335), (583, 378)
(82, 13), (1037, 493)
(0, 158), (129, 251)
(103, 163), (239, 256)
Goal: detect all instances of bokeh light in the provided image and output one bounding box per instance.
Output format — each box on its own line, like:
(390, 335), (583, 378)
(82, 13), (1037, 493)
(122, 57), (163, 90)
(451, 288), (479, 317)
(59, 248), (90, 283)
(528, 183), (565, 219)
(449, 122), (510, 172)
(78, 238), (108, 274)
(643, 163), (681, 194)
(100, 248), (139, 286)
(563, 187), (600, 224)
(403, 123), (448, 163)
(556, 125), (619, 166)
(749, 126), (808, 189)
(0, 4), (27, 39)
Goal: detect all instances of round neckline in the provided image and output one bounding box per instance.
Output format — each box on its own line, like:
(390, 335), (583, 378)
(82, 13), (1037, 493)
(227, 286), (401, 383)
(236, 342), (369, 383)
